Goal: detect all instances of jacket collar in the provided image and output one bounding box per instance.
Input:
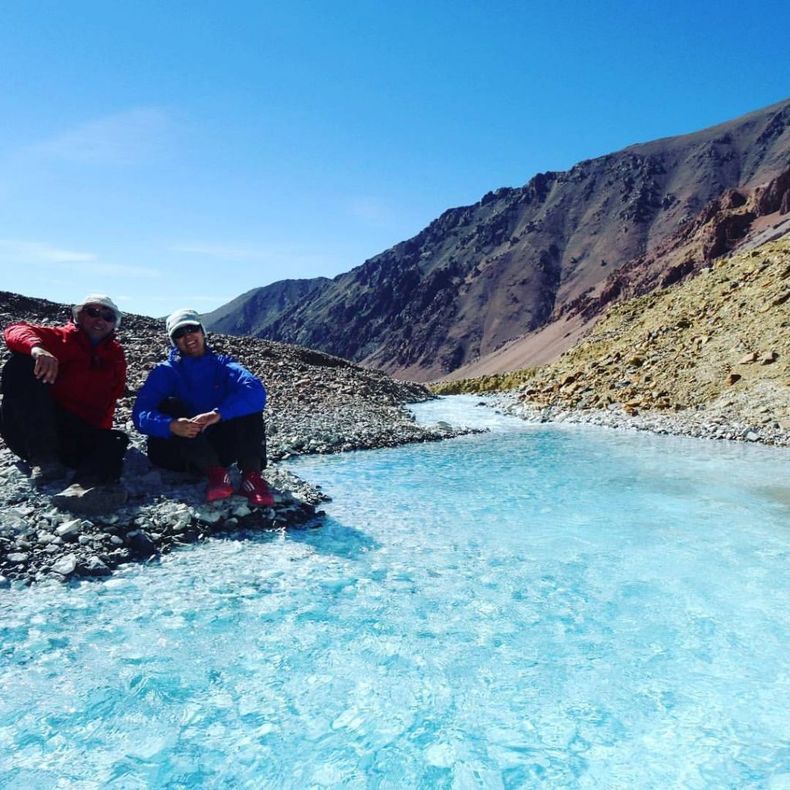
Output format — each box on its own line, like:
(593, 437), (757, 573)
(169, 344), (215, 364)
(66, 320), (118, 349)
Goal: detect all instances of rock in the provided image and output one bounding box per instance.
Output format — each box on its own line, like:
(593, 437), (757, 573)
(126, 531), (158, 559)
(81, 556), (111, 576)
(51, 554), (78, 577)
(7, 553), (28, 564)
(194, 507), (223, 524)
(56, 519), (83, 539)
(0, 512), (28, 535)
(0, 575), (9, 589)
(759, 351), (778, 365)
(51, 482), (128, 516)
(727, 373), (742, 385)
(738, 352), (758, 364)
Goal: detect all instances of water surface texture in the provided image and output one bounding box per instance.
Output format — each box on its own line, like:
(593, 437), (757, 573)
(2, 398), (789, 788)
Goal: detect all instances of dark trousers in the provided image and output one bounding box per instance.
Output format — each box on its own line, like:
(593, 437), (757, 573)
(0, 353), (128, 483)
(146, 398), (266, 475)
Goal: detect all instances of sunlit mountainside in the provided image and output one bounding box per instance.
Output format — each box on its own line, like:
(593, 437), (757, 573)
(205, 98), (790, 382)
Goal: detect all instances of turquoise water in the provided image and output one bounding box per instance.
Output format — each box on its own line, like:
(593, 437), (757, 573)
(1, 398), (789, 788)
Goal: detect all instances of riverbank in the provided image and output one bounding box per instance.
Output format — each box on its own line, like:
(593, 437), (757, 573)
(0, 290), (474, 585)
(437, 240), (790, 449)
(500, 389), (790, 447)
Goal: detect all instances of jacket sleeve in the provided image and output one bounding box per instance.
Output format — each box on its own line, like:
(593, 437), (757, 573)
(132, 365), (177, 438)
(3, 323), (66, 355)
(216, 360), (266, 420)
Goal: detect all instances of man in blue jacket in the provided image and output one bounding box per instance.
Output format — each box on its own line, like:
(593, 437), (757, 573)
(132, 308), (274, 506)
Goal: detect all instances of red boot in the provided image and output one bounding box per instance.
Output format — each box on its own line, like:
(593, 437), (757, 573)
(240, 470), (275, 507)
(206, 467), (234, 502)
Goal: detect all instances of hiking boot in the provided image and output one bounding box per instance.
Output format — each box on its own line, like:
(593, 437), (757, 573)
(51, 482), (128, 516)
(240, 470), (275, 507)
(206, 467), (234, 503)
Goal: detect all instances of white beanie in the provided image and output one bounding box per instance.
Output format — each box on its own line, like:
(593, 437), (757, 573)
(72, 294), (122, 329)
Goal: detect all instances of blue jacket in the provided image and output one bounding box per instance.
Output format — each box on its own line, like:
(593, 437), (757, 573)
(133, 347), (266, 439)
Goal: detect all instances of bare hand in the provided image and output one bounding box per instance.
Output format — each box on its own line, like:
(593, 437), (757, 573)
(31, 346), (59, 384)
(169, 418), (203, 439)
(189, 411), (221, 431)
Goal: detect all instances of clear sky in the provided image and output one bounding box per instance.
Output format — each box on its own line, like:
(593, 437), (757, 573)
(1, 1), (788, 318)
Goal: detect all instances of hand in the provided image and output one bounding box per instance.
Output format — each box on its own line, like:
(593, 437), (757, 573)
(169, 418), (203, 439)
(31, 346), (59, 384)
(189, 411), (221, 431)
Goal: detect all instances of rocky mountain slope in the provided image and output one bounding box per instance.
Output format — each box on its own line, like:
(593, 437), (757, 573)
(202, 276), (330, 338)
(440, 238), (789, 446)
(205, 98), (790, 380)
(446, 162), (790, 380)
(0, 291), (463, 585)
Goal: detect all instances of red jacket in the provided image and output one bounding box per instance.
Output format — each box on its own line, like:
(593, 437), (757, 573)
(3, 322), (126, 429)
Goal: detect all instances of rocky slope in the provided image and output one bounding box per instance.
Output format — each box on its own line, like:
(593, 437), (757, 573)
(206, 98), (790, 380)
(201, 277), (330, 338)
(0, 291), (465, 585)
(441, 238), (789, 446)
(446, 163), (790, 381)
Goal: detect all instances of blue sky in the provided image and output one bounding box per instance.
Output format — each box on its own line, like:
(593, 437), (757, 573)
(1, 1), (788, 318)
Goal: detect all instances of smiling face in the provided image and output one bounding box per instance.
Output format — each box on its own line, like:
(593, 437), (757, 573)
(77, 303), (117, 343)
(173, 324), (206, 357)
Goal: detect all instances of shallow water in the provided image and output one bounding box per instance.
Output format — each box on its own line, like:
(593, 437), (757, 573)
(1, 397), (789, 788)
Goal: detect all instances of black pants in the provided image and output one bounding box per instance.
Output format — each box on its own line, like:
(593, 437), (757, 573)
(146, 398), (266, 475)
(0, 353), (128, 483)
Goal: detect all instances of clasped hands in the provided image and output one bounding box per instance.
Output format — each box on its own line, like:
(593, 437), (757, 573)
(169, 410), (221, 438)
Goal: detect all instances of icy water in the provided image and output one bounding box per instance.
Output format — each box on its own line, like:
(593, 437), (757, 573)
(1, 397), (790, 788)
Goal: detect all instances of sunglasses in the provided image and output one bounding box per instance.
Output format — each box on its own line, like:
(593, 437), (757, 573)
(172, 324), (202, 340)
(82, 306), (117, 322)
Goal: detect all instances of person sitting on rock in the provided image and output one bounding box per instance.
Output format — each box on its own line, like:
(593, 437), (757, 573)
(132, 308), (274, 506)
(0, 294), (129, 514)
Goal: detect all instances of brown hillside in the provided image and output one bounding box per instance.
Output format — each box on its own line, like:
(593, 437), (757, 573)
(512, 238), (789, 430)
(444, 164), (790, 381)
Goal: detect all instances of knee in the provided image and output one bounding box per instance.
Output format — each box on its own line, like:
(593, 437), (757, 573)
(2, 354), (38, 390)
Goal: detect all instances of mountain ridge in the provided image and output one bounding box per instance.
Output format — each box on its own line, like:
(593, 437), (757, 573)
(204, 98), (790, 380)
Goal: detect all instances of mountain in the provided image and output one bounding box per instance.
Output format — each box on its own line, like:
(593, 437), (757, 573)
(201, 277), (330, 337)
(205, 98), (790, 381)
(445, 161), (790, 380)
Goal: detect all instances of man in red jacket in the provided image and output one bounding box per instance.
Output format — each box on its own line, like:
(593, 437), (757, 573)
(1, 293), (129, 514)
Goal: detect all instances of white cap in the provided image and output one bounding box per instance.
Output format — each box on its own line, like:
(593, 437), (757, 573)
(165, 307), (204, 344)
(73, 294), (122, 329)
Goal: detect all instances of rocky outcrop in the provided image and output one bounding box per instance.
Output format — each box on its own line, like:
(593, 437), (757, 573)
(0, 291), (469, 585)
(560, 165), (790, 323)
(208, 98), (790, 380)
(503, 238), (790, 445)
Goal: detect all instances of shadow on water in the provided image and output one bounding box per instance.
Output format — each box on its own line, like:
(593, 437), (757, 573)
(283, 515), (380, 559)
